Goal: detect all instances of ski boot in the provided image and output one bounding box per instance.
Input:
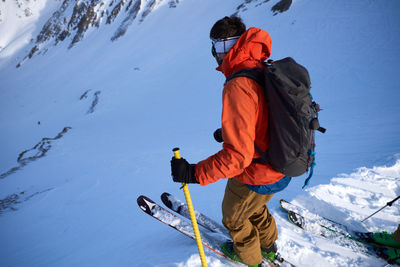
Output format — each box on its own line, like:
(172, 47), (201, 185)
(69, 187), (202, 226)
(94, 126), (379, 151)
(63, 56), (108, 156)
(261, 242), (277, 262)
(372, 231), (400, 248)
(376, 247), (400, 265)
(221, 241), (261, 267)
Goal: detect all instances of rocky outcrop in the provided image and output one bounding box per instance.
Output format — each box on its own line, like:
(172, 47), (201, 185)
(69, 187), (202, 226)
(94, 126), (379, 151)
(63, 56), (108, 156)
(0, 127), (72, 179)
(0, 189), (53, 215)
(271, 0), (292, 15)
(80, 90), (102, 114)
(234, 0), (292, 16)
(16, 0), (181, 68)
(111, 0), (141, 41)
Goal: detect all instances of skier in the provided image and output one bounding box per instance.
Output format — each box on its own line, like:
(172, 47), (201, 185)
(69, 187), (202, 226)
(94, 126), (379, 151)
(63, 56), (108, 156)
(171, 15), (291, 267)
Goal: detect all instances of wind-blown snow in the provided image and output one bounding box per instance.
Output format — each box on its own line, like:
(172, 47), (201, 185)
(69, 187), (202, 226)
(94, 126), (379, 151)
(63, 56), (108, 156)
(0, 0), (399, 266)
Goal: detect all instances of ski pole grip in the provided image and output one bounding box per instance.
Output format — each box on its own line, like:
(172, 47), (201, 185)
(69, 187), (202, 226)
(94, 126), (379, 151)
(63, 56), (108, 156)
(173, 147), (181, 159)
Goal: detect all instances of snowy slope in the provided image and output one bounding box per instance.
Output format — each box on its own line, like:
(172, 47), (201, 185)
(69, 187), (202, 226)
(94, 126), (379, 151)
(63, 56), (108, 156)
(0, 0), (400, 266)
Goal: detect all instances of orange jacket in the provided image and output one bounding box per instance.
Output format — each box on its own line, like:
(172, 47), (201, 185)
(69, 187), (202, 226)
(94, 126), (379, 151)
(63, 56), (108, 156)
(195, 27), (285, 186)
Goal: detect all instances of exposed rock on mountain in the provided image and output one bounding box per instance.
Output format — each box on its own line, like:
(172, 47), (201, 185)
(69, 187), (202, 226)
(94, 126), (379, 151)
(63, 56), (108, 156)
(7, 0), (290, 68)
(0, 127), (72, 180)
(234, 0), (292, 15)
(16, 0), (181, 67)
(271, 0), (292, 15)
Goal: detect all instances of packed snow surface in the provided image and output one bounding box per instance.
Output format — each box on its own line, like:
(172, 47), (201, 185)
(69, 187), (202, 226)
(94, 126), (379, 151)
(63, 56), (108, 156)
(0, 0), (399, 266)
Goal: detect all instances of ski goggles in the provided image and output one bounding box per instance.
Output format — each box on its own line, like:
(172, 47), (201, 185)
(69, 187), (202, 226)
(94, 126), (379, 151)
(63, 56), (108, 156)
(211, 36), (241, 57)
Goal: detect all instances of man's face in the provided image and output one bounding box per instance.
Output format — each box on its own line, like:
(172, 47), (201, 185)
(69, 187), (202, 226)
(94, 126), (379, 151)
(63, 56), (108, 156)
(211, 36), (240, 66)
(214, 53), (226, 65)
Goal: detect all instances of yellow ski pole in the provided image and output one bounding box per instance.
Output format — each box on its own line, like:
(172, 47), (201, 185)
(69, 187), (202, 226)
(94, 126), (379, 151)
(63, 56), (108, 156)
(173, 148), (208, 267)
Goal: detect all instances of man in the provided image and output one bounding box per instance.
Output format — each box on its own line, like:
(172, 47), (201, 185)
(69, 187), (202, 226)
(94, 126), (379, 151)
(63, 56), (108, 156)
(171, 16), (291, 267)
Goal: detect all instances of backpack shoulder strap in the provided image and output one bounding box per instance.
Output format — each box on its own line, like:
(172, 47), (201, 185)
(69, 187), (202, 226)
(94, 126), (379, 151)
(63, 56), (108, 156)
(225, 65), (271, 165)
(225, 66), (266, 87)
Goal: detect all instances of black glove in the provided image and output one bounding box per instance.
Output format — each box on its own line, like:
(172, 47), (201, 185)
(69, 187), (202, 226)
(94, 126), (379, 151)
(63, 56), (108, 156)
(170, 157), (198, 184)
(213, 128), (223, 143)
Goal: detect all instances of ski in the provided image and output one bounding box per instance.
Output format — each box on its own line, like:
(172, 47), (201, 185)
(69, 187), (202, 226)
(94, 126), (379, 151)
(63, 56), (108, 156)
(160, 192), (294, 267)
(280, 199), (356, 236)
(279, 199), (396, 262)
(137, 195), (280, 267)
(161, 192), (230, 236)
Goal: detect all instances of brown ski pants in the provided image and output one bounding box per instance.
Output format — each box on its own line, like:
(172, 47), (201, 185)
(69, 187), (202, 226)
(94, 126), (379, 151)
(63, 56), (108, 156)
(222, 178), (278, 265)
(394, 224), (400, 242)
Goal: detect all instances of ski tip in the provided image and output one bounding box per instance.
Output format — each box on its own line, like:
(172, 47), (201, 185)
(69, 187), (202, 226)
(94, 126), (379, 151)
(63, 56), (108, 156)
(287, 210), (304, 229)
(137, 195), (155, 215)
(137, 195), (145, 204)
(279, 199), (289, 204)
(279, 199), (289, 212)
(161, 192), (173, 208)
(161, 192), (171, 198)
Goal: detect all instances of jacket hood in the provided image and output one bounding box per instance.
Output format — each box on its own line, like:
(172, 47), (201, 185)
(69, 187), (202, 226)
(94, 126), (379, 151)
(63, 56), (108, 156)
(217, 27), (272, 78)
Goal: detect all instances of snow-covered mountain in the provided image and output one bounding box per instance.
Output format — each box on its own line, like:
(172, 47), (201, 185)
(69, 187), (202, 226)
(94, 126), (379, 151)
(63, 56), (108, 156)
(1, 0), (400, 266)
(7, 0), (183, 67)
(1, 0), (292, 68)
